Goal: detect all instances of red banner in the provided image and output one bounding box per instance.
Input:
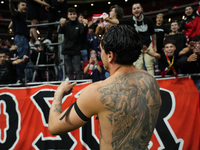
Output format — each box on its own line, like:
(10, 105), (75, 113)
(0, 77), (199, 150)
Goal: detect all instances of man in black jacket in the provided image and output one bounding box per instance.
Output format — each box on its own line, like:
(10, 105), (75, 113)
(59, 8), (88, 80)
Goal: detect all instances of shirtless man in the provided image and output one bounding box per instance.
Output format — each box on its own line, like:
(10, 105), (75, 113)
(48, 25), (162, 150)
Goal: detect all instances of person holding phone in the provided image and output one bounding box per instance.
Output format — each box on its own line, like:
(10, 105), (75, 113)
(82, 49), (104, 82)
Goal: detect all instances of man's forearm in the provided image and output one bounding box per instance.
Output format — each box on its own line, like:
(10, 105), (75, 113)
(152, 34), (157, 51)
(12, 59), (24, 65)
(8, 21), (13, 29)
(51, 91), (63, 115)
(152, 34), (156, 47)
(48, 89), (64, 135)
(9, 0), (17, 16)
(179, 47), (190, 56)
(106, 18), (119, 25)
(34, 0), (46, 6)
(146, 50), (160, 59)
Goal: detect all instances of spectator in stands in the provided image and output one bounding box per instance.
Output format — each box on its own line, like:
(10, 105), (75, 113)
(26, 0), (50, 45)
(95, 4), (124, 35)
(2, 39), (12, 49)
(1, 40), (11, 52)
(45, 0), (67, 40)
(105, 2), (156, 76)
(1, 41), (17, 55)
(59, 8), (88, 80)
(0, 51), (28, 84)
(154, 13), (169, 53)
(154, 13), (169, 75)
(143, 40), (179, 77)
(5, 52), (11, 61)
(82, 49), (104, 82)
(165, 20), (187, 56)
(177, 35), (200, 74)
(9, 0), (30, 83)
(78, 13), (89, 64)
(87, 26), (99, 54)
(1, 40), (18, 59)
(78, 13), (97, 29)
(178, 2), (200, 41)
(96, 5), (123, 79)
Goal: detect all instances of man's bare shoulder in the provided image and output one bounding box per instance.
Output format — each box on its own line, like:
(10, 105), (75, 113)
(97, 71), (159, 94)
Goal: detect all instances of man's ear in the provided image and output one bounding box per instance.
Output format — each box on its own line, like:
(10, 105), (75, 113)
(107, 51), (115, 63)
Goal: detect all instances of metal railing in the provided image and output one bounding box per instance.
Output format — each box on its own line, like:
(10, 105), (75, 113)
(25, 21), (66, 84)
(0, 74), (199, 87)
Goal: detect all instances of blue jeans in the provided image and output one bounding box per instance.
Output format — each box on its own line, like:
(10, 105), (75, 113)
(105, 71), (110, 78)
(64, 55), (81, 80)
(81, 49), (88, 64)
(26, 62), (34, 81)
(191, 76), (200, 91)
(58, 65), (63, 81)
(14, 35), (30, 79)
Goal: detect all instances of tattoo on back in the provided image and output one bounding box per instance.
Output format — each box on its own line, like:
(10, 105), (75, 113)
(97, 72), (161, 150)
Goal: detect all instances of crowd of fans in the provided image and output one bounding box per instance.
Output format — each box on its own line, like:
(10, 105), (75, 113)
(0, 0), (200, 84)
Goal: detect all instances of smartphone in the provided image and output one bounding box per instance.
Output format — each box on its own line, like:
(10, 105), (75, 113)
(91, 53), (96, 57)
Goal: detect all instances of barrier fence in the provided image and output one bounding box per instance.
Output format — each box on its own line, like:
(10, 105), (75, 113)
(26, 21), (66, 83)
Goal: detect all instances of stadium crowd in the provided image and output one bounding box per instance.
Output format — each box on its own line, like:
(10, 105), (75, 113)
(0, 0), (200, 84)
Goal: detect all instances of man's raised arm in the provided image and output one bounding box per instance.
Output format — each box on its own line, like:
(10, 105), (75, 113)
(48, 81), (100, 135)
(12, 55), (29, 65)
(151, 34), (157, 52)
(104, 17), (119, 25)
(9, 0), (18, 16)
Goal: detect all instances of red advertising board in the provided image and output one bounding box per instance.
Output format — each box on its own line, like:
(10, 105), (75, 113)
(0, 77), (199, 150)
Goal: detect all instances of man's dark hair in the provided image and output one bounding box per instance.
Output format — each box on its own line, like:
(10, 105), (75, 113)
(192, 35), (200, 42)
(185, 5), (192, 10)
(78, 13), (84, 17)
(67, 7), (76, 13)
(171, 20), (178, 25)
(101, 25), (142, 65)
(5, 52), (11, 57)
(164, 40), (176, 47)
(132, 2), (143, 8)
(110, 5), (124, 19)
(0, 51), (5, 54)
(18, 0), (26, 6)
(88, 25), (94, 30)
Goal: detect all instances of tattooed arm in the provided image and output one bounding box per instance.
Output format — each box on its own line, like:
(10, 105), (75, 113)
(48, 81), (100, 135)
(151, 34), (157, 52)
(48, 81), (77, 135)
